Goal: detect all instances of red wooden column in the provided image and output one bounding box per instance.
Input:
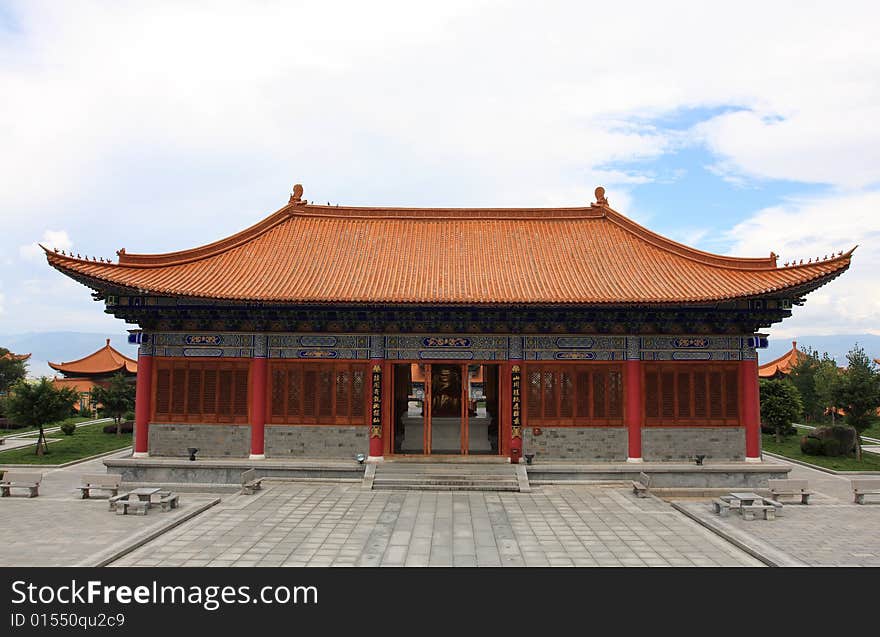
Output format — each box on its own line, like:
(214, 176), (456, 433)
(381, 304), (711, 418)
(740, 356), (761, 462)
(368, 359), (386, 461)
(133, 350), (152, 458)
(625, 359), (643, 463)
(249, 354), (268, 459)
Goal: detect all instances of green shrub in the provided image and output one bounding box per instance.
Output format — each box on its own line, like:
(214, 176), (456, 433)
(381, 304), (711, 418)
(801, 436), (823, 455)
(123, 411), (135, 422)
(60, 421), (77, 436)
(822, 438), (842, 457)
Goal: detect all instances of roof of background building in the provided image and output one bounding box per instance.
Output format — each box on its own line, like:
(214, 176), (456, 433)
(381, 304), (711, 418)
(44, 186), (853, 306)
(0, 352), (31, 362)
(48, 339), (137, 376)
(758, 341), (809, 378)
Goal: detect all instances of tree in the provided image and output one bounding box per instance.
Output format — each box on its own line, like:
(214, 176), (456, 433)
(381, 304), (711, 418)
(0, 347), (28, 396)
(4, 378), (79, 455)
(789, 347), (823, 422)
(813, 353), (842, 424)
(832, 344), (880, 460)
(90, 373), (135, 436)
(760, 379), (804, 443)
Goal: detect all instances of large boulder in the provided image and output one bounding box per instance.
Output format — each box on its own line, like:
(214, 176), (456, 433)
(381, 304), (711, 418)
(811, 425), (858, 457)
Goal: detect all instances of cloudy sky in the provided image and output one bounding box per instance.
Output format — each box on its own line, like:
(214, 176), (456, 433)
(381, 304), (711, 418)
(1, 1), (878, 343)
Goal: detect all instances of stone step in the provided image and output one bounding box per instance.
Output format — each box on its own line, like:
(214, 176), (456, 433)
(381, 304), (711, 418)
(373, 482), (520, 492)
(374, 477), (518, 486)
(371, 462), (522, 492)
(377, 464), (516, 474)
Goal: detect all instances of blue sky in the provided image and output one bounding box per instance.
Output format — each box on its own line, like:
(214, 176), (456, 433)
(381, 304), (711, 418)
(1, 1), (878, 352)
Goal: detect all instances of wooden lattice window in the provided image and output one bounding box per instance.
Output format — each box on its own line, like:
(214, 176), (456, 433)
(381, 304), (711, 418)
(524, 364), (624, 426)
(152, 359), (250, 424)
(643, 363), (739, 426)
(267, 361), (369, 425)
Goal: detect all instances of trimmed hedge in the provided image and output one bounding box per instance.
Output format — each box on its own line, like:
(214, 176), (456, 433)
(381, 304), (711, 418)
(801, 436), (823, 455)
(103, 421), (134, 434)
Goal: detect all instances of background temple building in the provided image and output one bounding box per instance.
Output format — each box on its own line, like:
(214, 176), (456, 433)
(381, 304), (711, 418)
(50, 339), (137, 413)
(757, 341), (808, 380)
(44, 185), (852, 463)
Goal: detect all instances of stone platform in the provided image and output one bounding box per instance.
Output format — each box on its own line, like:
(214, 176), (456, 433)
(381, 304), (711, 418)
(104, 455), (789, 490)
(104, 457), (366, 485)
(527, 461), (790, 488)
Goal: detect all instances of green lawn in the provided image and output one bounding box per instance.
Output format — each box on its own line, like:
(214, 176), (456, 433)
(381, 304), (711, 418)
(0, 421), (131, 465)
(860, 422), (880, 440)
(0, 415), (94, 438)
(762, 433), (880, 471)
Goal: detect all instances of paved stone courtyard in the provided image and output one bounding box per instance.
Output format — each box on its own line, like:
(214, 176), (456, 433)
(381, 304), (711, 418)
(3, 447), (879, 568)
(111, 484), (761, 567)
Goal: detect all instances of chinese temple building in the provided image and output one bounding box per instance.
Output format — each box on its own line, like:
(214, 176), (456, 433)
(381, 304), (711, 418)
(44, 185), (852, 464)
(50, 339), (137, 412)
(757, 341), (808, 380)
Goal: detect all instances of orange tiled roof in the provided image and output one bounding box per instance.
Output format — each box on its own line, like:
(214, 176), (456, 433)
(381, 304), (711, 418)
(758, 341), (809, 378)
(43, 187), (854, 305)
(0, 352), (31, 362)
(51, 377), (97, 394)
(49, 339), (137, 375)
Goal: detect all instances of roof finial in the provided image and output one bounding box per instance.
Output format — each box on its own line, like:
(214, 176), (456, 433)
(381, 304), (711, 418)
(106, 338), (111, 346)
(117, 248), (126, 257)
(594, 186), (608, 206)
(289, 183), (306, 204)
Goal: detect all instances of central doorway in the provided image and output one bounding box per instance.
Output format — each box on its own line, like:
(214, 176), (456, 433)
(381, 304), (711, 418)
(392, 362), (499, 455)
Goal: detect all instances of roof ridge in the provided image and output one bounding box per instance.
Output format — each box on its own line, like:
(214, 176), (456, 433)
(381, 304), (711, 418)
(601, 206), (780, 271)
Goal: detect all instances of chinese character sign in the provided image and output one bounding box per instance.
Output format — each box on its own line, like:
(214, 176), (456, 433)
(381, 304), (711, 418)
(370, 365), (382, 438)
(511, 365), (522, 439)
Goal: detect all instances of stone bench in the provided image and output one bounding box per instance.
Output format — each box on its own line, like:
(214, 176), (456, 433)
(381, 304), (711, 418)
(78, 473), (122, 499)
(768, 479), (812, 504)
(741, 503), (777, 521)
(632, 472), (651, 498)
(0, 471), (42, 498)
(241, 468), (263, 495)
(113, 495), (149, 516)
(710, 498), (732, 517)
(852, 479), (880, 505)
(108, 492), (131, 511)
(158, 492), (180, 512)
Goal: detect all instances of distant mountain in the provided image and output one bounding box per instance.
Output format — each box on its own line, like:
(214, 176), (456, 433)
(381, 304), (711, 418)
(0, 331), (139, 379)
(760, 334), (880, 366)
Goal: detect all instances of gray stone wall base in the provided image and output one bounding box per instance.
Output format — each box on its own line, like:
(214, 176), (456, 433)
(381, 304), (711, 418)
(149, 424), (250, 458)
(265, 425), (368, 459)
(642, 427), (745, 462)
(523, 427), (627, 462)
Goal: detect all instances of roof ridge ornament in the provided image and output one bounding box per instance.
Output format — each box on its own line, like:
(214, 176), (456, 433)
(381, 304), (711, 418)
(594, 186), (608, 206)
(289, 183), (307, 205)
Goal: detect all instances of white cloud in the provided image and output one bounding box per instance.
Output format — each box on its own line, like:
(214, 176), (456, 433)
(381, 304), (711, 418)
(0, 1), (879, 332)
(19, 229), (73, 261)
(726, 190), (880, 337)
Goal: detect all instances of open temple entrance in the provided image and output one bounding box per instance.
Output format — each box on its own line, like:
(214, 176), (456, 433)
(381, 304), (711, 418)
(392, 362), (499, 455)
